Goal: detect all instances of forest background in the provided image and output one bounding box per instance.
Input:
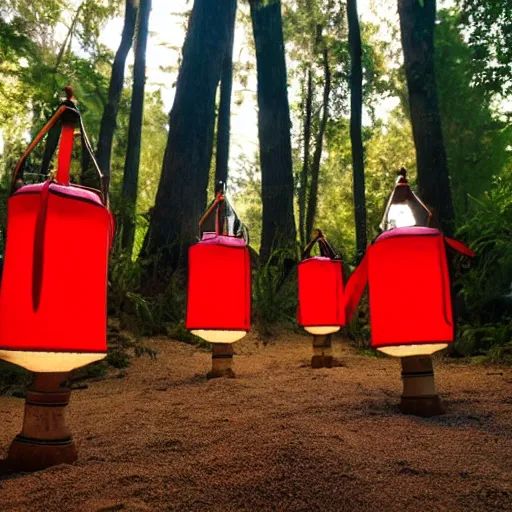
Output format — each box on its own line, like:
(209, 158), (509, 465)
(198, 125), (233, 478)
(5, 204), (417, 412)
(0, 0), (511, 382)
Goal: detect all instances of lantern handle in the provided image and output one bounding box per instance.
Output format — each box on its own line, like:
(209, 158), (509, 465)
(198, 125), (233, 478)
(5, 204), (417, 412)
(11, 87), (108, 206)
(301, 229), (341, 261)
(198, 190), (226, 236)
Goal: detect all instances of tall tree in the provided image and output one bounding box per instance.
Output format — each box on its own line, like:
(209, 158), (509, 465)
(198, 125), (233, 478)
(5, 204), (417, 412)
(250, 0), (297, 263)
(298, 68), (313, 247)
(397, 0), (455, 235)
(347, 0), (367, 258)
(121, 0), (151, 253)
(95, 0), (138, 192)
(141, 0), (237, 274)
(305, 42), (331, 241)
(215, 1), (237, 187)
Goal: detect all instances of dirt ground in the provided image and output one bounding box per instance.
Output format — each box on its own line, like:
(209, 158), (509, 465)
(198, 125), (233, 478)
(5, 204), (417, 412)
(0, 333), (511, 512)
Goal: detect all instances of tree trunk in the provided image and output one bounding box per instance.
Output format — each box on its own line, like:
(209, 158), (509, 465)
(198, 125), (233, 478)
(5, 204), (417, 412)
(121, 0), (151, 253)
(398, 0), (455, 235)
(347, 0), (367, 259)
(305, 46), (330, 241)
(249, 0), (297, 264)
(141, 0), (237, 277)
(55, 2), (85, 72)
(299, 68), (313, 247)
(94, 0), (138, 193)
(215, 1), (237, 187)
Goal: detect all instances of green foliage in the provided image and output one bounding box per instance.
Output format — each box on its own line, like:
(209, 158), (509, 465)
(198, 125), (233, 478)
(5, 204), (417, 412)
(456, 177), (512, 321)
(231, 154), (263, 252)
(344, 292), (371, 349)
(453, 168), (512, 362)
(316, 110), (415, 260)
(0, 360), (30, 390)
(435, 9), (512, 221)
(455, 321), (512, 364)
(252, 248), (298, 337)
(459, 0), (512, 96)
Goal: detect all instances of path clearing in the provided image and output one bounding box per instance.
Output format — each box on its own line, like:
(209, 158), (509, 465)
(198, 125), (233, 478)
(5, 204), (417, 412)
(0, 334), (511, 511)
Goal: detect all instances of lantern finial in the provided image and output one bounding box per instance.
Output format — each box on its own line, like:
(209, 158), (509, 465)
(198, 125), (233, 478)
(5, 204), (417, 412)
(215, 180), (226, 197)
(63, 86), (74, 101)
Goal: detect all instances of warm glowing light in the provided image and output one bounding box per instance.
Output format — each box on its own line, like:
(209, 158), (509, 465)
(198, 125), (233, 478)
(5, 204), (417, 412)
(387, 203), (416, 229)
(0, 350), (106, 373)
(304, 326), (340, 335)
(378, 343), (448, 357)
(191, 330), (247, 343)
(344, 227), (474, 357)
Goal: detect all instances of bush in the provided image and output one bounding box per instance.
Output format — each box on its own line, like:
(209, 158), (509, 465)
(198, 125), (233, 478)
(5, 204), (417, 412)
(344, 292), (371, 350)
(457, 181), (512, 321)
(454, 320), (512, 363)
(454, 173), (512, 362)
(0, 360), (30, 390)
(251, 248), (299, 337)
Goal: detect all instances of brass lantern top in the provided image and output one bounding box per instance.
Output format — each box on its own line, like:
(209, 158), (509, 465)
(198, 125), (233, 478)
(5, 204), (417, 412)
(198, 181), (249, 243)
(380, 168), (432, 232)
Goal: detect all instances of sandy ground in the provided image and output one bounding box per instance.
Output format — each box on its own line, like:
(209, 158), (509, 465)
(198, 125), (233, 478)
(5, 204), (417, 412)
(0, 333), (511, 512)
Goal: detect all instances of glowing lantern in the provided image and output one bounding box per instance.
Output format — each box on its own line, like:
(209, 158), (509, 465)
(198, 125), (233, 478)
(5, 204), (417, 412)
(186, 183), (251, 344)
(345, 169), (474, 357)
(0, 94), (113, 373)
(1, 88), (114, 472)
(380, 168), (431, 231)
(345, 227), (474, 357)
(297, 230), (345, 336)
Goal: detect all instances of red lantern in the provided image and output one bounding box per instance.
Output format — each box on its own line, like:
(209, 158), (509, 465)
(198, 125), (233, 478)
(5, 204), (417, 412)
(186, 184), (251, 343)
(297, 230), (345, 335)
(344, 168), (474, 356)
(345, 228), (474, 357)
(0, 97), (114, 372)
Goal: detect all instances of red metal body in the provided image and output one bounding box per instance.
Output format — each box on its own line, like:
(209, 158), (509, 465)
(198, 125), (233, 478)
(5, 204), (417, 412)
(186, 234), (251, 334)
(0, 102), (113, 370)
(297, 257), (345, 329)
(345, 227), (474, 352)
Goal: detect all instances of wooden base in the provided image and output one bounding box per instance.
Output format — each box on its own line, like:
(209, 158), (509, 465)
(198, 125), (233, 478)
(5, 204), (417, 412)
(207, 344), (236, 379)
(399, 355), (445, 417)
(311, 334), (333, 369)
(399, 395), (445, 417)
(6, 372), (77, 472)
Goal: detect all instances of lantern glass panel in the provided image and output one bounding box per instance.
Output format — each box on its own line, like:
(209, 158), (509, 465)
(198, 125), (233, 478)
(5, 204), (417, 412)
(387, 203), (417, 229)
(380, 170), (431, 232)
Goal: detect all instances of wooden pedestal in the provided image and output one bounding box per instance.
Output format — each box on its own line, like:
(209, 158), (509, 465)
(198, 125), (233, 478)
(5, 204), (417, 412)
(6, 372), (77, 472)
(207, 343), (236, 379)
(311, 334), (333, 369)
(399, 355), (444, 417)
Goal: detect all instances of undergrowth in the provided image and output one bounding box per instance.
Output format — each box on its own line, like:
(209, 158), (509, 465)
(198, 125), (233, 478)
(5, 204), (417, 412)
(251, 248), (299, 337)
